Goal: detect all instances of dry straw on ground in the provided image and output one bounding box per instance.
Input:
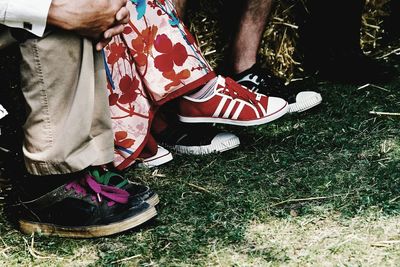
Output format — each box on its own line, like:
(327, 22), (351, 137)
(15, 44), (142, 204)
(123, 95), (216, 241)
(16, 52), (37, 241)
(188, 0), (393, 82)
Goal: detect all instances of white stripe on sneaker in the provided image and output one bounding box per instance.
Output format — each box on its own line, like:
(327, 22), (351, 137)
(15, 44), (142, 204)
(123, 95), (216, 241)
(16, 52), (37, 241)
(222, 100), (237, 119)
(212, 96), (228, 118)
(257, 102), (267, 117)
(231, 102), (245, 120)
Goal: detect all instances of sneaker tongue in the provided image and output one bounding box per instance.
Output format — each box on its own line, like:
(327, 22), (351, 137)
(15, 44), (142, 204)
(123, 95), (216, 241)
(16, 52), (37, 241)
(186, 76), (219, 100)
(209, 75), (223, 86)
(215, 75), (226, 87)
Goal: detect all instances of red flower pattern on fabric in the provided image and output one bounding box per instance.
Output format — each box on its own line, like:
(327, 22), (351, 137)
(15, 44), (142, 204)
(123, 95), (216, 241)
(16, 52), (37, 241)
(107, 42), (127, 65)
(118, 75), (140, 104)
(131, 26), (158, 67)
(109, 93), (119, 106)
(105, 0), (213, 169)
(163, 69), (191, 90)
(115, 131), (135, 148)
(154, 34), (188, 72)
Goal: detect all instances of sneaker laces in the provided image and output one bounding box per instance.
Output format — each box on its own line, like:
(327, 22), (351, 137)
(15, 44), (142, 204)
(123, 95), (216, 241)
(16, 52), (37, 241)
(223, 77), (260, 104)
(66, 174), (130, 207)
(90, 169), (128, 189)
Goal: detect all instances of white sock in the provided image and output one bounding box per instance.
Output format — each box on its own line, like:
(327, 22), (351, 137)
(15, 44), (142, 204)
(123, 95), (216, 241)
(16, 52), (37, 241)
(186, 77), (218, 99)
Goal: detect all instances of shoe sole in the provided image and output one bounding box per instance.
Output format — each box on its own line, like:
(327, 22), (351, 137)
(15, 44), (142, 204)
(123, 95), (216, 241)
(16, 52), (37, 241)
(178, 102), (288, 126)
(146, 194), (160, 207)
(137, 151), (173, 168)
(288, 94), (322, 113)
(170, 135), (240, 155)
(18, 206), (157, 238)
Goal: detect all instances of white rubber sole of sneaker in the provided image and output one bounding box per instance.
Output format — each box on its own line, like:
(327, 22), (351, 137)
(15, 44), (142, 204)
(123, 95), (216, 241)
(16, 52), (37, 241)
(178, 102), (288, 126)
(289, 93), (322, 113)
(138, 146), (173, 168)
(171, 133), (240, 155)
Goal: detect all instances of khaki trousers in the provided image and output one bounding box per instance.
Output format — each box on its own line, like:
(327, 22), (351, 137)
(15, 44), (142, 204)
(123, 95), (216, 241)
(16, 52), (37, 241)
(17, 30), (114, 175)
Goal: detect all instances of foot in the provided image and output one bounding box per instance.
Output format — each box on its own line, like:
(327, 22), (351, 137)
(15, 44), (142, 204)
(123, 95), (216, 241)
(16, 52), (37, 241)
(137, 145), (173, 168)
(154, 124), (240, 155)
(178, 76), (288, 126)
(233, 64), (322, 113)
(10, 170), (157, 238)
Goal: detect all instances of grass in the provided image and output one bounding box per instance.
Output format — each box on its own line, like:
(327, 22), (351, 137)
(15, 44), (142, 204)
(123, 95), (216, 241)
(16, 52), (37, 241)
(1, 56), (399, 266)
(1, 5), (400, 266)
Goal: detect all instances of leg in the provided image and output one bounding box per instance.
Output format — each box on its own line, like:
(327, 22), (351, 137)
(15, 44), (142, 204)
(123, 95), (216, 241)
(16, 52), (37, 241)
(105, 0), (216, 169)
(174, 0), (187, 18)
(9, 30), (158, 238)
(19, 30), (114, 175)
(105, 0), (289, 169)
(231, 0), (272, 74)
(230, 0), (322, 113)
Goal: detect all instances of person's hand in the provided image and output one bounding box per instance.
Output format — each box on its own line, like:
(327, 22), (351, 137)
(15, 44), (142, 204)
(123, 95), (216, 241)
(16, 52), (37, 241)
(48, 0), (129, 41)
(95, 7), (130, 51)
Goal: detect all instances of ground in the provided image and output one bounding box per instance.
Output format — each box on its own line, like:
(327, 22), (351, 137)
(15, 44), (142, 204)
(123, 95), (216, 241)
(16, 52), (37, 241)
(0, 5), (400, 267)
(0, 52), (399, 266)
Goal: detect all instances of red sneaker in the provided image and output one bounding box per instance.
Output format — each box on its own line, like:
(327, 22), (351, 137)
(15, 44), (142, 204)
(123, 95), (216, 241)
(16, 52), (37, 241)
(178, 76), (288, 126)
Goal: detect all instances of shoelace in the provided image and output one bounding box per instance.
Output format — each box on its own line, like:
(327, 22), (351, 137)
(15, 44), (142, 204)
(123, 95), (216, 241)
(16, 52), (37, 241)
(90, 169), (128, 189)
(66, 174), (130, 207)
(223, 78), (260, 104)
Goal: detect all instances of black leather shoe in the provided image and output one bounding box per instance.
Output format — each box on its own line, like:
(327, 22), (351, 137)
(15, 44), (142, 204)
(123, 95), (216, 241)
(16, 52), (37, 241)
(9, 172), (157, 238)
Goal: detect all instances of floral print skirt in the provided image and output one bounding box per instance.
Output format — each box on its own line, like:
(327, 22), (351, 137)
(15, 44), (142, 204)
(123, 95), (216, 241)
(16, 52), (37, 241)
(104, 0), (215, 169)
